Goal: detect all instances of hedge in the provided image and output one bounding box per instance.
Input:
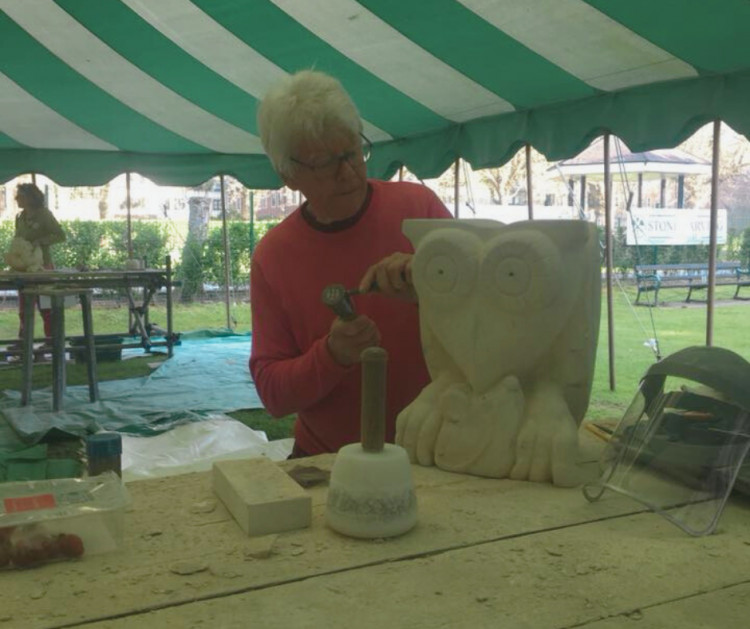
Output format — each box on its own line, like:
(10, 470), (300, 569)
(2, 219), (744, 287)
(0, 219), (280, 290)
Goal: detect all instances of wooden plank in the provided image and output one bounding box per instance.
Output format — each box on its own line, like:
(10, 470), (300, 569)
(78, 503), (750, 629)
(0, 446), (650, 628)
(581, 582), (750, 628)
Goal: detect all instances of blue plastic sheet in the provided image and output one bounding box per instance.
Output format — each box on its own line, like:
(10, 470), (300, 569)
(0, 333), (264, 444)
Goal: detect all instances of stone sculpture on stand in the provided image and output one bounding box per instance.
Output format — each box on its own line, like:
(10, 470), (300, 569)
(396, 219), (601, 487)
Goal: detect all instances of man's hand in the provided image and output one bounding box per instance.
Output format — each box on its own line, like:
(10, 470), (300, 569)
(359, 252), (416, 301)
(327, 315), (381, 366)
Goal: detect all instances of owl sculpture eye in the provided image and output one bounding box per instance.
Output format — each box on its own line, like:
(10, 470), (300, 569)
(480, 231), (562, 313)
(412, 229), (479, 304)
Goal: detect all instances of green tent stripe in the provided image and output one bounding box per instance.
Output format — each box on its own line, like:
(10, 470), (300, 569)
(3, 70), (749, 188)
(369, 69), (750, 181)
(359, 0), (596, 108)
(193, 0), (450, 138)
(57, 0), (260, 135)
(0, 12), (204, 153)
(0, 148), (282, 189)
(0, 132), (24, 149)
(586, 0), (750, 74)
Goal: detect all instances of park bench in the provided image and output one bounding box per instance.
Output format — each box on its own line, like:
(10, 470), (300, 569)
(634, 261), (748, 306)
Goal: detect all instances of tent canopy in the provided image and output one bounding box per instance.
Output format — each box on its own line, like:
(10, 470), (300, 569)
(1, 0), (749, 188)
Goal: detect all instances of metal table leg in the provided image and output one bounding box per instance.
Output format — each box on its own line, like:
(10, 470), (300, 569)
(166, 254), (174, 358)
(51, 294), (66, 412)
(20, 292), (36, 406)
(80, 291), (99, 402)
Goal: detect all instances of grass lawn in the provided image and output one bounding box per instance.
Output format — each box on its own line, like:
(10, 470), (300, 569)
(1, 283), (748, 440)
(589, 283), (750, 421)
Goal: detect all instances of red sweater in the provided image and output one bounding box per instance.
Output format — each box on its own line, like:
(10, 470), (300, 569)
(249, 179), (452, 454)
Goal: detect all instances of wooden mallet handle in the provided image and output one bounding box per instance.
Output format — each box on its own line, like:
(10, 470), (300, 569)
(360, 346), (388, 452)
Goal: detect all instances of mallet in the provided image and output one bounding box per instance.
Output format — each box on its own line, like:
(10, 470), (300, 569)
(321, 283), (360, 320)
(325, 346), (418, 538)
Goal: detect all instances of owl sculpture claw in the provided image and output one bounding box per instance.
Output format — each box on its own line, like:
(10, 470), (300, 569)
(396, 219), (601, 487)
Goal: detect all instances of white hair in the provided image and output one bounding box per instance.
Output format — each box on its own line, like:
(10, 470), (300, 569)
(257, 70), (362, 177)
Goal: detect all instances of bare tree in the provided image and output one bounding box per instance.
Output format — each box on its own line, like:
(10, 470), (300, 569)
(179, 179), (214, 303)
(477, 149), (546, 205)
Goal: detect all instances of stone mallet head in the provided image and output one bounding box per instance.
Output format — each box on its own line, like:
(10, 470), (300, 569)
(321, 283), (358, 321)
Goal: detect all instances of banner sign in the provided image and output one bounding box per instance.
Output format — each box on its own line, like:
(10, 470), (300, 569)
(625, 209), (727, 246)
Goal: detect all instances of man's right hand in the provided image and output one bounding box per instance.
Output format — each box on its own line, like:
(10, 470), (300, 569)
(326, 315), (381, 366)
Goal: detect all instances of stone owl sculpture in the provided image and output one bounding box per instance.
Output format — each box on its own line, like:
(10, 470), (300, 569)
(396, 219), (601, 487)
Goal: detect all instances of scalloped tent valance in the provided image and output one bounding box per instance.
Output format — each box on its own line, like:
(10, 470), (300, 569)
(1, 0), (749, 188)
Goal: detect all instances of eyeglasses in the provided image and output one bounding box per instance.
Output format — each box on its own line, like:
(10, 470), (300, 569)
(291, 134), (372, 179)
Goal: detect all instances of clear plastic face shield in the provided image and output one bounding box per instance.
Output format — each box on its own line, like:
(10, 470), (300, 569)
(584, 346), (750, 536)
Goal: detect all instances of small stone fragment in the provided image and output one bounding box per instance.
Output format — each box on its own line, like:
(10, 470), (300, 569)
(29, 588), (46, 600)
(189, 500), (217, 514)
(626, 609), (643, 621)
(544, 547), (563, 557)
(290, 548), (306, 556)
(244, 534), (278, 560)
(170, 561), (209, 576)
(209, 565), (242, 579)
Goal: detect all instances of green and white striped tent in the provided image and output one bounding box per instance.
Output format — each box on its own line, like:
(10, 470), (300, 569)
(1, 0), (749, 187)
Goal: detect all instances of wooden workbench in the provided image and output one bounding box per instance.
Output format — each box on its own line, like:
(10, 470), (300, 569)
(1, 446), (749, 629)
(0, 266), (177, 357)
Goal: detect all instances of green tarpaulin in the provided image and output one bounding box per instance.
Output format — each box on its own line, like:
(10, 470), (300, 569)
(1, 0), (749, 187)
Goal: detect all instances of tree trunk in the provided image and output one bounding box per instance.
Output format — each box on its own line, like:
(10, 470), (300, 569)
(98, 183), (110, 219)
(180, 195), (211, 303)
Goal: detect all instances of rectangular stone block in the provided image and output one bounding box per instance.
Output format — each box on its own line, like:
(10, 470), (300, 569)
(212, 457), (312, 536)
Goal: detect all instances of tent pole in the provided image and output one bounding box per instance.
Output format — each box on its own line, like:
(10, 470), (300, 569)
(604, 133), (615, 391)
(126, 172), (133, 258)
(454, 158), (460, 218)
(126, 171), (133, 335)
(399, 166), (404, 182)
(249, 190), (255, 254)
(31, 173), (37, 186)
(707, 120), (721, 347)
(220, 175), (233, 330)
(525, 144), (534, 220)
(579, 175), (586, 216)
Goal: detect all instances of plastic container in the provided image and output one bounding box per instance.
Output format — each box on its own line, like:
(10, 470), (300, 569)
(86, 433), (123, 477)
(0, 472), (129, 569)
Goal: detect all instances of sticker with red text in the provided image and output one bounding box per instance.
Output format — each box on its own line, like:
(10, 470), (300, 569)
(3, 493), (57, 514)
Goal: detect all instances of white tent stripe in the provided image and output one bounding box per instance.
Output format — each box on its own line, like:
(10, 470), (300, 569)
(0, 72), (117, 150)
(122, 0), (283, 101)
(125, 0), (391, 142)
(459, 0), (697, 91)
(0, 0), (263, 153)
(272, 0), (514, 122)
